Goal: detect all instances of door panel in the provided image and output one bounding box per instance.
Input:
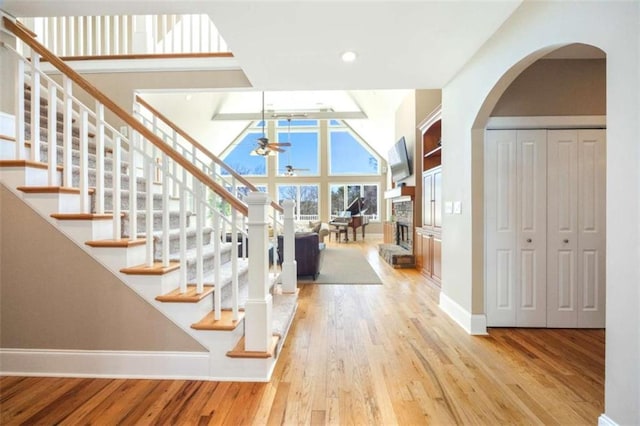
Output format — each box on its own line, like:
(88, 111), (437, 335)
(422, 172), (433, 228)
(547, 130), (579, 327)
(485, 130), (517, 326)
(433, 168), (442, 229)
(577, 129), (606, 327)
(516, 130), (547, 326)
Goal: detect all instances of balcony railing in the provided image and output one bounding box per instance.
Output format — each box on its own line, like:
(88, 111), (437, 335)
(17, 14), (228, 57)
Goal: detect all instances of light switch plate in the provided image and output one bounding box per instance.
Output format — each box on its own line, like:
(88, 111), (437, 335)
(445, 201), (453, 214)
(453, 201), (462, 214)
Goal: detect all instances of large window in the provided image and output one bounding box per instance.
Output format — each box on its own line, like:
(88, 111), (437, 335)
(330, 184), (379, 221)
(278, 184), (319, 221)
(329, 130), (379, 175)
(220, 129), (267, 176)
(276, 120), (319, 175)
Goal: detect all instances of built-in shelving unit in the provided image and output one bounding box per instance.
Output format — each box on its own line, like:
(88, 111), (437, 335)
(415, 105), (442, 286)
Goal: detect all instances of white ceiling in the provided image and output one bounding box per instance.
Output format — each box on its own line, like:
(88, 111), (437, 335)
(2, 0), (524, 154)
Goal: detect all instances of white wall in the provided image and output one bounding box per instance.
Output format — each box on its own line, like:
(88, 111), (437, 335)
(441, 1), (639, 424)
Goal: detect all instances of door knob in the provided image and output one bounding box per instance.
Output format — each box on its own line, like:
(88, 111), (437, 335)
(563, 239), (569, 243)
(526, 238), (532, 243)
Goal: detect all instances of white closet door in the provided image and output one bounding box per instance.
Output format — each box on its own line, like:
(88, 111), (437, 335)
(576, 129), (606, 327)
(516, 130), (547, 326)
(486, 130), (518, 326)
(486, 129), (547, 326)
(547, 130), (580, 327)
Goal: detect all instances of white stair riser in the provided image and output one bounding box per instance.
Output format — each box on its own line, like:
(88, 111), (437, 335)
(0, 166), (60, 187)
(21, 191), (81, 214)
(55, 218), (113, 243)
(124, 269), (181, 296)
(88, 245), (147, 270)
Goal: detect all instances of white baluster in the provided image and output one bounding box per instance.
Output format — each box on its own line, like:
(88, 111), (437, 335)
(179, 180), (187, 293)
(62, 77), (72, 187)
(47, 83), (57, 185)
(77, 17), (84, 56)
(95, 102), (105, 214)
(15, 58), (25, 159)
(162, 153), (170, 267)
(213, 195), (221, 320)
(281, 199), (297, 293)
(231, 207), (239, 321)
(245, 192), (272, 352)
(128, 130), (138, 239)
(86, 16), (93, 56)
(113, 135), (122, 240)
(29, 54), (40, 162)
(145, 154), (154, 267)
(66, 17), (74, 56)
(79, 109), (89, 213)
(196, 182), (205, 294)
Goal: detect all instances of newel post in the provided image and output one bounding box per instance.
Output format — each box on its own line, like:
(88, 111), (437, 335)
(281, 199), (297, 293)
(245, 192), (272, 352)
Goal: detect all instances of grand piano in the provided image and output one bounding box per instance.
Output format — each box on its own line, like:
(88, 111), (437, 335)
(329, 197), (369, 242)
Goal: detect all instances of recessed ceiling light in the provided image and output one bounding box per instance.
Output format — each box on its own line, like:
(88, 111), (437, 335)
(341, 51), (357, 63)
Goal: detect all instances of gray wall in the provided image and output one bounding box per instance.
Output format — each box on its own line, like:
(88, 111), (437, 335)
(0, 184), (205, 351)
(491, 59), (606, 116)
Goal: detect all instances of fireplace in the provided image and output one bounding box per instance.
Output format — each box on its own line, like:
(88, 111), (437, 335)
(396, 222), (412, 251)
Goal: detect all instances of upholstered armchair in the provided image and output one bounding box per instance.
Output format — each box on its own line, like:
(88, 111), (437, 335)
(277, 232), (324, 280)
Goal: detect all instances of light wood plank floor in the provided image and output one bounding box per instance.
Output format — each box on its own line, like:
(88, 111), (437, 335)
(0, 237), (604, 425)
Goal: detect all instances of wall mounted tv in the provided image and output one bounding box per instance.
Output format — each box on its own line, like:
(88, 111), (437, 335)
(387, 136), (411, 182)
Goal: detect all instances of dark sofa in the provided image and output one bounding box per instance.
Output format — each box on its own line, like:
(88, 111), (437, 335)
(277, 232), (325, 280)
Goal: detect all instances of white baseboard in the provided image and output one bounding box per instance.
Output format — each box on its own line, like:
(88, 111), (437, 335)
(439, 292), (488, 335)
(0, 348), (211, 380)
(598, 414), (619, 426)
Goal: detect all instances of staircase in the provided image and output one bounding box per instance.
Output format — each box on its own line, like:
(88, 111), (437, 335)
(0, 15), (297, 381)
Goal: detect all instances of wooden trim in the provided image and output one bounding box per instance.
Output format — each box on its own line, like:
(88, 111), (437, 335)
(15, 19), (37, 38)
(0, 134), (16, 142)
(120, 262), (181, 275)
(226, 335), (279, 358)
(0, 160), (62, 171)
(51, 213), (114, 220)
(85, 238), (146, 248)
(47, 52), (234, 62)
(486, 115), (606, 130)
(191, 310), (244, 331)
(135, 95), (283, 214)
(4, 17), (248, 217)
(155, 284), (215, 303)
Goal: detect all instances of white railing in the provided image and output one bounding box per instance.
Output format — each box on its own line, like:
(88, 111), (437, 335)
(1, 19), (287, 352)
(17, 14), (228, 57)
(133, 97), (290, 269)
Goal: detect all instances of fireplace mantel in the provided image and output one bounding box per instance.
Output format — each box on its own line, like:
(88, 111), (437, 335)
(384, 185), (415, 200)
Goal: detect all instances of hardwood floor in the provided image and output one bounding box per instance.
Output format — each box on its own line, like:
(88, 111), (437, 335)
(0, 237), (605, 425)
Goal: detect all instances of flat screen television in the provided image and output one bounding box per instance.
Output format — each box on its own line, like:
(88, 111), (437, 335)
(387, 136), (411, 182)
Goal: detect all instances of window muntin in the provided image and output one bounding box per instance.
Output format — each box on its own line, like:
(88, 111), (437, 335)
(278, 184), (319, 221)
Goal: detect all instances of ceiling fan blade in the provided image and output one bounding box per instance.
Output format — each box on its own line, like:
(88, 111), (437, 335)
(270, 146), (286, 153)
(268, 142), (291, 147)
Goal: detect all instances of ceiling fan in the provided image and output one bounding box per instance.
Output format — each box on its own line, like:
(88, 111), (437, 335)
(251, 92), (291, 156)
(278, 118), (310, 176)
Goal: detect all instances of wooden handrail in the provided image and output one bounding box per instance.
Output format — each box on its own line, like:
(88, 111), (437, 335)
(135, 95), (284, 214)
(4, 16), (248, 216)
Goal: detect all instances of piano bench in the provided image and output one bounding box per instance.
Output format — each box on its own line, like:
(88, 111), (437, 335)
(330, 226), (349, 242)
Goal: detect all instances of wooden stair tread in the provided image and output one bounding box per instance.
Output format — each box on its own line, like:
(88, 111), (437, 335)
(18, 186), (94, 195)
(51, 213), (114, 220)
(120, 262), (180, 275)
(1, 160), (63, 171)
(86, 238), (146, 248)
(156, 284), (215, 303)
(226, 335), (280, 359)
(191, 310), (245, 331)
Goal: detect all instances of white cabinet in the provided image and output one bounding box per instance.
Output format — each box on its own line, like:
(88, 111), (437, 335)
(485, 128), (605, 328)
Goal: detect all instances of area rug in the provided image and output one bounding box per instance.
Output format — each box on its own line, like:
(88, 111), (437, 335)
(299, 246), (383, 285)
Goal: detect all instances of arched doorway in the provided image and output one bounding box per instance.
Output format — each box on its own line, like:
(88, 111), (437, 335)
(477, 43), (607, 328)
